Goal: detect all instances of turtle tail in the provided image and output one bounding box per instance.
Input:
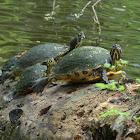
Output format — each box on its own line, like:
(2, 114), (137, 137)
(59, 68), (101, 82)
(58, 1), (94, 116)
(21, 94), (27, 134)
(33, 76), (54, 94)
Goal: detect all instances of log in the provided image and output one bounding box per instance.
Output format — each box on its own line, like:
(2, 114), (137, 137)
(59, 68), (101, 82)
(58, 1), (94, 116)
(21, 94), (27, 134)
(0, 80), (140, 140)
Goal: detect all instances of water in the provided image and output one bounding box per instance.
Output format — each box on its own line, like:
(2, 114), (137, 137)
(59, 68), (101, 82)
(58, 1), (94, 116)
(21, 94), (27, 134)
(0, 0), (140, 79)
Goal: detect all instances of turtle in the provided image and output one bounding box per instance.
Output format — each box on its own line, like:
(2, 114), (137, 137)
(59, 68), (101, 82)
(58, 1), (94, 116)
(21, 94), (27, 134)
(33, 44), (126, 93)
(0, 51), (27, 84)
(1, 31), (85, 83)
(0, 56), (18, 83)
(3, 64), (49, 101)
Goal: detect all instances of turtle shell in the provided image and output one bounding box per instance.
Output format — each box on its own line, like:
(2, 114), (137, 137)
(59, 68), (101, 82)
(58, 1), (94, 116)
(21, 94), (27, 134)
(0, 56), (19, 83)
(16, 65), (47, 93)
(1, 56), (18, 72)
(54, 46), (111, 74)
(12, 43), (68, 70)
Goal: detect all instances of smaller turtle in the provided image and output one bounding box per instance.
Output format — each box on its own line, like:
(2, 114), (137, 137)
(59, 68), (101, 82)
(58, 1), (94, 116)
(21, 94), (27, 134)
(0, 56), (18, 83)
(3, 58), (55, 101)
(33, 44), (126, 93)
(1, 56), (18, 72)
(0, 51), (27, 84)
(1, 32), (85, 83)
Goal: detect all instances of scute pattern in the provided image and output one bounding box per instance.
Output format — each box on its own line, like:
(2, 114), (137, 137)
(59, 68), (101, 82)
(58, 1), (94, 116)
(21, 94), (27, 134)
(12, 43), (68, 70)
(54, 46), (110, 74)
(16, 65), (47, 92)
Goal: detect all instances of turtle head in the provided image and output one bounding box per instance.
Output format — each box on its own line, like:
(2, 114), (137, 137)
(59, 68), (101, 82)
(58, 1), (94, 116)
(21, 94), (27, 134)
(46, 58), (56, 67)
(39, 58), (56, 67)
(110, 44), (122, 65)
(70, 31), (85, 51)
(39, 58), (56, 76)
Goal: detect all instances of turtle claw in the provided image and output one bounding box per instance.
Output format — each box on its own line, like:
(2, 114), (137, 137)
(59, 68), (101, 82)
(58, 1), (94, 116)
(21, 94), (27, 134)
(118, 71), (127, 84)
(33, 77), (48, 94)
(102, 68), (109, 84)
(3, 92), (16, 102)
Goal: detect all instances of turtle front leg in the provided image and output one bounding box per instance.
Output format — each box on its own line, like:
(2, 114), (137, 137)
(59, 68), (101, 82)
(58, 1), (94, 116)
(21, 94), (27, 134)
(106, 70), (126, 84)
(33, 76), (55, 94)
(102, 68), (109, 83)
(33, 77), (48, 94)
(118, 71), (126, 84)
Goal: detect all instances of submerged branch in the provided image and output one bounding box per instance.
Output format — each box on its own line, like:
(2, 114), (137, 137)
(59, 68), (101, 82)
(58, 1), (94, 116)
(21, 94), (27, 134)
(92, 0), (101, 24)
(92, 0), (102, 45)
(52, 0), (56, 18)
(52, 0), (59, 19)
(74, 1), (91, 18)
(80, 1), (92, 16)
(52, 0), (59, 43)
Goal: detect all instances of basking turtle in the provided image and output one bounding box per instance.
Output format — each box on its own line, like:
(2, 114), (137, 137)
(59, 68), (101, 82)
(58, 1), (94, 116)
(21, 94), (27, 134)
(1, 56), (18, 72)
(0, 51), (27, 83)
(3, 64), (49, 101)
(0, 56), (18, 83)
(1, 32), (85, 83)
(33, 44), (126, 93)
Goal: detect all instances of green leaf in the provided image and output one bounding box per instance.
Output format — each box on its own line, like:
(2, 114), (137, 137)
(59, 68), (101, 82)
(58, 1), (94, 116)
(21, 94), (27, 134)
(118, 85), (125, 91)
(107, 83), (117, 90)
(99, 110), (130, 118)
(136, 78), (140, 82)
(94, 83), (106, 90)
(44, 16), (52, 21)
(120, 112), (130, 117)
(132, 116), (140, 121)
(99, 110), (121, 117)
(120, 60), (128, 65)
(110, 65), (115, 71)
(103, 63), (111, 69)
(44, 13), (53, 21)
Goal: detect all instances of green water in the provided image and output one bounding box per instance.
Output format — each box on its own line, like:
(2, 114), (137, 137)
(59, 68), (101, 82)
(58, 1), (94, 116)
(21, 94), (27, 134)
(0, 0), (140, 78)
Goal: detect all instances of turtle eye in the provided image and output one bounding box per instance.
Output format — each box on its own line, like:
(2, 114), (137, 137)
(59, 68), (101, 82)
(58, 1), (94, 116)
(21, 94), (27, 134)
(78, 33), (82, 38)
(78, 34), (82, 42)
(112, 44), (116, 47)
(78, 31), (84, 38)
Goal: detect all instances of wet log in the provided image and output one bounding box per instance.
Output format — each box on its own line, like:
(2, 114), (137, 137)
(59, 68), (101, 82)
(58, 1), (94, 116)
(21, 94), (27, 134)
(0, 80), (140, 140)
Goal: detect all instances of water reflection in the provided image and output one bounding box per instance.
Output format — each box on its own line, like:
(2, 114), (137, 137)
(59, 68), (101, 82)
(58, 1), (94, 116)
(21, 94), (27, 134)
(0, 0), (139, 78)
